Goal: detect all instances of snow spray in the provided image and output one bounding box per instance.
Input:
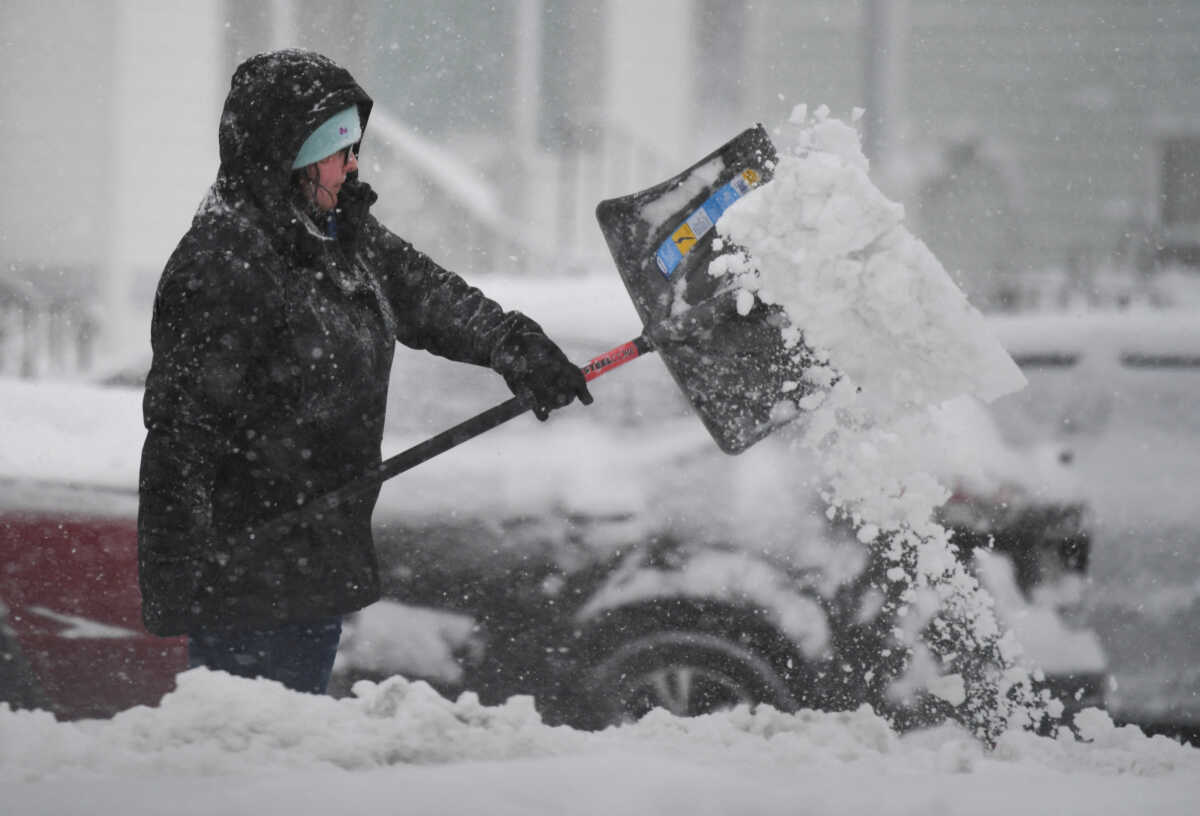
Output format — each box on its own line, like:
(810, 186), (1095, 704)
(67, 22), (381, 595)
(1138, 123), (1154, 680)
(713, 104), (1054, 742)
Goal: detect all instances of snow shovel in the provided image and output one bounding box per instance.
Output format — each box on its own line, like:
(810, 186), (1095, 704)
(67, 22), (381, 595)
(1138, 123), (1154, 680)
(250, 125), (811, 543)
(595, 123), (814, 453)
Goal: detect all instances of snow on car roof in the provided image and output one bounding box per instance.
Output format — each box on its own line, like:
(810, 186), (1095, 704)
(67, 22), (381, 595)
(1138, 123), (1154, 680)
(8, 278), (1169, 521)
(0, 273), (641, 495)
(473, 272), (645, 345)
(989, 309), (1200, 365)
(0, 377), (143, 503)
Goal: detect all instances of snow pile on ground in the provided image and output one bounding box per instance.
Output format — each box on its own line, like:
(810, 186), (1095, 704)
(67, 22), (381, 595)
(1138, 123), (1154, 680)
(715, 106), (1046, 739)
(4, 670), (1198, 815)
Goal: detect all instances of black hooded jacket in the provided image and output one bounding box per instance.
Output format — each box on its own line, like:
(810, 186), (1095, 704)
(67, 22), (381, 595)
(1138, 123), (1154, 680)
(138, 51), (537, 636)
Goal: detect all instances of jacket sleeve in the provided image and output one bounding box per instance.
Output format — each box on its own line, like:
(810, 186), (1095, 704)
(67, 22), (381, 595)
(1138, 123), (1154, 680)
(362, 216), (537, 367)
(137, 249), (279, 634)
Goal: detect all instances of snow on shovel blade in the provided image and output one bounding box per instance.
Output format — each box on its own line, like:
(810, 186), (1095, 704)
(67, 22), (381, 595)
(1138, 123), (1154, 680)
(596, 125), (815, 454)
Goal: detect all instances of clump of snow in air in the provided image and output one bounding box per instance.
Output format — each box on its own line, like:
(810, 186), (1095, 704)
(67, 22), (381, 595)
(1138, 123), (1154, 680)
(718, 103), (1026, 420)
(5, 670), (1200, 815)
(333, 601), (478, 685)
(714, 104), (1044, 741)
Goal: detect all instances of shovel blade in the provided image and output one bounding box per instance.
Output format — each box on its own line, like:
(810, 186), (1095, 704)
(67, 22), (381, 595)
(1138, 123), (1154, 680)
(596, 125), (813, 454)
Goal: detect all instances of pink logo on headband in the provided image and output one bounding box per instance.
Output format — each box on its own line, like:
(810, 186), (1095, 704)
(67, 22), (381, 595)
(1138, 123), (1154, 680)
(339, 127), (348, 135)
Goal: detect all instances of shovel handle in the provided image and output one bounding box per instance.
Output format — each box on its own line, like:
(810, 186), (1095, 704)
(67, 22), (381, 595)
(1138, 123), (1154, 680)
(243, 334), (655, 543)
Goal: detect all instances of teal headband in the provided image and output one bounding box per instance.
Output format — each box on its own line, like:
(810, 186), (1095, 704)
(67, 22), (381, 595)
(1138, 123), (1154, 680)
(292, 105), (362, 169)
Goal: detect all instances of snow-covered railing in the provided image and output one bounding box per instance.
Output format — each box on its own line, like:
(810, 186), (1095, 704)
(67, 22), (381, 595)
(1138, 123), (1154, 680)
(0, 270), (96, 380)
(365, 106), (560, 276)
(364, 106), (674, 277)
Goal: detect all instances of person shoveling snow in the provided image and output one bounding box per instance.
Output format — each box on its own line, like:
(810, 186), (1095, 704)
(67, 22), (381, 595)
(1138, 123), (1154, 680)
(145, 56), (1061, 746)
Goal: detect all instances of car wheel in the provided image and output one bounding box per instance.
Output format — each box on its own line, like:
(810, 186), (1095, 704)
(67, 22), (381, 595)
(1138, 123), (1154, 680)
(585, 630), (798, 725)
(0, 605), (46, 711)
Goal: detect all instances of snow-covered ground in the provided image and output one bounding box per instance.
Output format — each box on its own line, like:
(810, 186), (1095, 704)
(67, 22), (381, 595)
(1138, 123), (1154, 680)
(4, 669), (1199, 816)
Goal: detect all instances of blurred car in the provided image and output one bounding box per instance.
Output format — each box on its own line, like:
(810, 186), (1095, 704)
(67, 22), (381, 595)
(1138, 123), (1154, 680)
(0, 381), (186, 718)
(329, 275), (1108, 728)
(987, 310), (1200, 742)
(0, 275), (1107, 729)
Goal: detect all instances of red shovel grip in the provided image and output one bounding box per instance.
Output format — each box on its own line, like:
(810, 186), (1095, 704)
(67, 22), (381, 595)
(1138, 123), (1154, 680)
(581, 336), (654, 382)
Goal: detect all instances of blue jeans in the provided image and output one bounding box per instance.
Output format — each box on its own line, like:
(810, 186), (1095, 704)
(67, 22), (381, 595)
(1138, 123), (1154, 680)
(188, 616), (342, 695)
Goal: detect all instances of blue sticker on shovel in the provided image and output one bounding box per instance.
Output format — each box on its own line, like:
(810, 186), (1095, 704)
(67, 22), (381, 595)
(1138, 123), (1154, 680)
(654, 168), (761, 279)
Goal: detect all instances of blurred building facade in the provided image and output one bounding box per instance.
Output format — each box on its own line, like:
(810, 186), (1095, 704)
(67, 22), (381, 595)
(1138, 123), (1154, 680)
(1, 0), (1198, 377)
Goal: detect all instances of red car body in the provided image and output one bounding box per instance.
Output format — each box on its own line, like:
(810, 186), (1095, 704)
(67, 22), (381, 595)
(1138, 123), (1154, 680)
(0, 489), (186, 719)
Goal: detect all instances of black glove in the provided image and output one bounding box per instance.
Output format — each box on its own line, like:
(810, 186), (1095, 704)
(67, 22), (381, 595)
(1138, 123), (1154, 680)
(493, 320), (593, 421)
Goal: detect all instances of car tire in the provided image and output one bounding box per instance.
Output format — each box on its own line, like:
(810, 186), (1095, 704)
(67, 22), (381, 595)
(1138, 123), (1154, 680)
(0, 605), (46, 711)
(583, 629), (799, 725)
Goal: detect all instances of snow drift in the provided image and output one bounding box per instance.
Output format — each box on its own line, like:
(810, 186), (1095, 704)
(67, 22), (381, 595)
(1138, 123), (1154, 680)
(4, 670), (1198, 815)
